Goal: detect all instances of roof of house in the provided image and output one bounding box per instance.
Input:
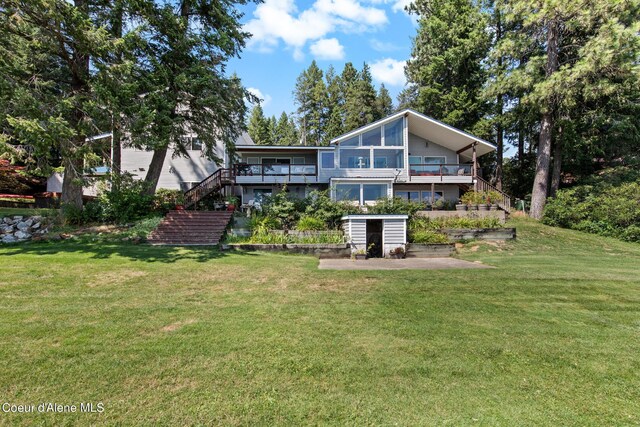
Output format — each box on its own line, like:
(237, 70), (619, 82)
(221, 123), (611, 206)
(330, 109), (496, 159)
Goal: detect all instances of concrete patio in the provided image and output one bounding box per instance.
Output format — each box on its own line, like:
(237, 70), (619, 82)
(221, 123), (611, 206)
(318, 258), (493, 270)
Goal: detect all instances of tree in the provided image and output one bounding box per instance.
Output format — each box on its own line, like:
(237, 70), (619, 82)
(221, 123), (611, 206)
(324, 65), (344, 143)
(377, 84), (394, 117)
(247, 105), (271, 145)
(405, 0), (490, 133)
(344, 63), (379, 131)
(294, 61), (326, 145)
(132, 0), (255, 194)
(495, 0), (640, 218)
(274, 112), (299, 146)
(0, 0), (117, 209)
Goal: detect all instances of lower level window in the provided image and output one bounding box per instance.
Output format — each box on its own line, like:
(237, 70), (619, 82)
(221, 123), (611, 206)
(253, 189), (272, 203)
(335, 183), (389, 204)
(422, 191), (444, 201)
(335, 184), (360, 201)
(395, 191), (420, 201)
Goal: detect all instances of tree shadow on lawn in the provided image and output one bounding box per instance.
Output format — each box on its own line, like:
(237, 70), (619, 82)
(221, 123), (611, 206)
(0, 238), (258, 264)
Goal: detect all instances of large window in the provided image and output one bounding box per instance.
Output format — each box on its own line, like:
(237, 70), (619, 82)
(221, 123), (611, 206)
(321, 152), (335, 169)
(335, 184), (360, 201)
(362, 128), (381, 146)
(334, 183), (389, 204)
(363, 184), (386, 202)
(340, 148), (370, 168)
(337, 118), (405, 169)
(374, 149), (404, 169)
(384, 118), (403, 146)
(395, 191), (420, 201)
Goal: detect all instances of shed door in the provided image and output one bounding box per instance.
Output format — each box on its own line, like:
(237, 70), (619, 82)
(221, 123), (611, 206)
(366, 220), (383, 258)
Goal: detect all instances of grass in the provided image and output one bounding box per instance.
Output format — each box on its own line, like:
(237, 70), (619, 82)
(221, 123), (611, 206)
(0, 207), (57, 218)
(0, 218), (639, 425)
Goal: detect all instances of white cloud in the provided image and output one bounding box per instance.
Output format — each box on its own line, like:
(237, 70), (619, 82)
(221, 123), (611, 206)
(310, 38), (345, 60)
(370, 38), (401, 52)
(370, 58), (406, 86)
(247, 87), (272, 106)
(244, 0), (387, 58)
(391, 0), (412, 13)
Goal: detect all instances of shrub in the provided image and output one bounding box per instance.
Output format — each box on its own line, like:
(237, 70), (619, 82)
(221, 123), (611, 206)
(410, 230), (449, 244)
(368, 197), (424, 215)
(98, 173), (155, 224)
(409, 216), (502, 231)
(303, 190), (361, 229)
(296, 215), (326, 231)
(153, 189), (184, 213)
(543, 178), (640, 242)
(261, 184), (300, 230)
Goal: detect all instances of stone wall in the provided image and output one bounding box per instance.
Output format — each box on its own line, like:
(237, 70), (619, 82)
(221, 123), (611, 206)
(1, 215), (49, 243)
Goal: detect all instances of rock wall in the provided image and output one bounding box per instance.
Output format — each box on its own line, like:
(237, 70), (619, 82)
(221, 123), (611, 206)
(1, 215), (49, 243)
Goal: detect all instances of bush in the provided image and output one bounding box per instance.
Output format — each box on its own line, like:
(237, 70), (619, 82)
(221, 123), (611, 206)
(409, 216), (502, 230)
(98, 174), (155, 224)
(296, 215), (326, 231)
(368, 197), (424, 215)
(153, 189), (184, 213)
(543, 178), (640, 242)
(303, 190), (361, 229)
(410, 230), (449, 244)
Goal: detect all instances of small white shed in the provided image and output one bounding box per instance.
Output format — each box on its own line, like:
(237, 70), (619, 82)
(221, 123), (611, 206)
(341, 214), (408, 258)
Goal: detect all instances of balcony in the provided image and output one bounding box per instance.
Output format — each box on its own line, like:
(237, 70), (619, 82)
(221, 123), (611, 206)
(234, 163), (318, 184)
(409, 164), (474, 183)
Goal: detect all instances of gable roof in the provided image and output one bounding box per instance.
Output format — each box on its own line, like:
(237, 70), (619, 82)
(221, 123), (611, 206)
(330, 109), (496, 159)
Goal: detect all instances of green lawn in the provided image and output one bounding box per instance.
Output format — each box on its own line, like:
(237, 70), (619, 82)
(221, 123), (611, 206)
(0, 207), (57, 218)
(0, 218), (639, 425)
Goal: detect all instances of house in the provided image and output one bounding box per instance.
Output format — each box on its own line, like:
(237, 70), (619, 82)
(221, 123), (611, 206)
(228, 109), (501, 209)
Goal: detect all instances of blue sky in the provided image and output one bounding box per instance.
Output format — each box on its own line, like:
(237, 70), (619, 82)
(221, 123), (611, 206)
(227, 0), (417, 119)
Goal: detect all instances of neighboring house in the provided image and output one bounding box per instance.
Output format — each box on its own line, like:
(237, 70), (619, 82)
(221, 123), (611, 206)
(230, 109), (498, 208)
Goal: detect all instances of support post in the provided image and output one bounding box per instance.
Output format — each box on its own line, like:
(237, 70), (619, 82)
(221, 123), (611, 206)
(472, 142), (478, 191)
(431, 183), (435, 205)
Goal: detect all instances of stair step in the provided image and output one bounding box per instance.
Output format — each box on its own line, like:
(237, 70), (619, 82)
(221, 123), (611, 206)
(148, 208), (233, 246)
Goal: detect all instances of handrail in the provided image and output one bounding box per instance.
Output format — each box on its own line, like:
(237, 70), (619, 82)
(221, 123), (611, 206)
(183, 167), (233, 208)
(234, 163), (317, 180)
(474, 176), (512, 212)
(409, 164), (473, 177)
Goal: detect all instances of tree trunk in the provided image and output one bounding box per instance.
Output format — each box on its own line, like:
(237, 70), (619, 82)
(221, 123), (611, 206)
(61, 149), (84, 208)
(529, 19), (559, 220)
(112, 124), (121, 174)
(143, 146), (168, 195)
(550, 137), (562, 198)
(495, 97), (504, 191)
(518, 130), (524, 165)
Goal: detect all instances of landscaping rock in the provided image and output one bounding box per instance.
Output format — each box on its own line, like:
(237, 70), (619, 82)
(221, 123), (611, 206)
(2, 235), (16, 243)
(0, 214), (50, 244)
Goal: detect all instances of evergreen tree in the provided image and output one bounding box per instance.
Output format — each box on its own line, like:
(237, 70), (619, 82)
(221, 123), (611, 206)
(344, 63), (379, 131)
(376, 84), (394, 117)
(405, 0), (490, 132)
(247, 105), (271, 145)
(294, 61), (326, 145)
(274, 112), (299, 145)
(493, 0), (640, 218)
(323, 66), (344, 143)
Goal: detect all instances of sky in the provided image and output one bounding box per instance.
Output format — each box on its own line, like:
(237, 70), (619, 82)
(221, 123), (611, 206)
(227, 0), (417, 119)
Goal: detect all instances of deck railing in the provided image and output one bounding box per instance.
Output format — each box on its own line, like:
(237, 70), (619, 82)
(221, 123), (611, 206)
(183, 168), (234, 208)
(234, 164), (317, 181)
(409, 164), (473, 177)
(475, 176), (512, 212)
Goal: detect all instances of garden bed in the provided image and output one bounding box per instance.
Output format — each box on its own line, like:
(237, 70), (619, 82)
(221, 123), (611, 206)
(406, 243), (456, 258)
(441, 228), (516, 241)
(224, 243), (351, 258)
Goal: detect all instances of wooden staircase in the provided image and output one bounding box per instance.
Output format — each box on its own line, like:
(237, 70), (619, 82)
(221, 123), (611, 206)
(183, 168), (235, 209)
(148, 210), (233, 246)
(458, 177), (513, 211)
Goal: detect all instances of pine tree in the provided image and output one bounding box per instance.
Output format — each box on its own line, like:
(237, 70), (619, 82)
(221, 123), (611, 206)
(323, 66), (344, 144)
(274, 112), (299, 146)
(344, 63), (379, 131)
(294, 61), (326, 145)
(494, 0), (640, 218)
(248, 105), (271, 145)
(405, 0), (490, 132)
(376, 84), (394, 117)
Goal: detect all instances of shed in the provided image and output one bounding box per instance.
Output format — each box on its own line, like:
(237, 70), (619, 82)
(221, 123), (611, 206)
(341, 214), (408, 258)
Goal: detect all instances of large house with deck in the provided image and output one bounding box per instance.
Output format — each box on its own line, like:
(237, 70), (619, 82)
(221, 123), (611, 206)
(192, 109), (505, 210)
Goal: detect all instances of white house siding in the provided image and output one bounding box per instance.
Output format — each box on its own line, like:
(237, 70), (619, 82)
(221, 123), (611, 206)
(121, 145), (225, 191)
(347, 219), (367, 251)
(382, 219), (406, 256)
(407, 133), (458, 164)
